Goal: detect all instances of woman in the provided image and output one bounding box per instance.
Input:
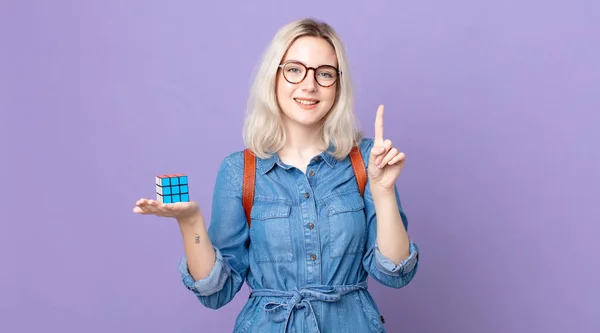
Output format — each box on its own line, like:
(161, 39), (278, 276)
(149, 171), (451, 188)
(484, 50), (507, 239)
(134, 18), (419, 333)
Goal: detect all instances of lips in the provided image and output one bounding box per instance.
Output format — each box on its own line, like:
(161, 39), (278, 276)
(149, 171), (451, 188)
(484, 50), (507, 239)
(294, 98), (319, 105)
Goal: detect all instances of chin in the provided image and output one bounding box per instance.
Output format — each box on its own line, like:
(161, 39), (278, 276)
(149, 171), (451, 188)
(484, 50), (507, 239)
(287, 105), (328, 126)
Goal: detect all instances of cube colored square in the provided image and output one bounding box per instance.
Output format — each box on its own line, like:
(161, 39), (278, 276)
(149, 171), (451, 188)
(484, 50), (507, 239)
(156, 173), (190, 204)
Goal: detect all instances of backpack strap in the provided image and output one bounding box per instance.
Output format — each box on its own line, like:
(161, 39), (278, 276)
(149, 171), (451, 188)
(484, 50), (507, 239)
(242, 146), (366, 228)
(242, 149), (256, 227)
(348, 146), (367, 197)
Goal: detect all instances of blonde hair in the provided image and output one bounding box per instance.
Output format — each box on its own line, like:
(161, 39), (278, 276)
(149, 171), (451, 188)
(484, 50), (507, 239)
(243, 18), (363, 160)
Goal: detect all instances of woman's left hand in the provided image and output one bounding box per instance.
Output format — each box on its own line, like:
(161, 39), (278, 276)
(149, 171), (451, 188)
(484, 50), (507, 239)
(367, 105), (406, 192)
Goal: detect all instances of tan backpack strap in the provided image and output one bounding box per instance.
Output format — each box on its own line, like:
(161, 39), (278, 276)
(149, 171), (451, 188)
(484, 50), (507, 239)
(349, 146), (367, 197)
(242, 149), (256, 227)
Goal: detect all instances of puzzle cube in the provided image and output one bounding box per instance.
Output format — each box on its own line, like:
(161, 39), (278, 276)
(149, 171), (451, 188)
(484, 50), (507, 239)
(156, 173), (189, 203)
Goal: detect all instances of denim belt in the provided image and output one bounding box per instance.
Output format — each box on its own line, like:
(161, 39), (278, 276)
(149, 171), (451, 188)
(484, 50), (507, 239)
(249, 281), (368, 333)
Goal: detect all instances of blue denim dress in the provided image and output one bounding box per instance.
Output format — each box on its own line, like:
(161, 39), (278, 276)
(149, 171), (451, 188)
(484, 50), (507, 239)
(179, 138), (420, 333)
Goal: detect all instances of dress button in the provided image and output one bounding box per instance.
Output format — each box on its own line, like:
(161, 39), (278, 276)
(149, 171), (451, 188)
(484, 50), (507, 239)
(308, 170), (315, 177)
(310, 254), (317, 261)
(304, 192), (310, 198)
(307, 222), (314, 229)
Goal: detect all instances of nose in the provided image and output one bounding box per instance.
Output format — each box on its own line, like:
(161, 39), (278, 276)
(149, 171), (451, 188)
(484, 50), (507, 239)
(301, 69), (318, 91)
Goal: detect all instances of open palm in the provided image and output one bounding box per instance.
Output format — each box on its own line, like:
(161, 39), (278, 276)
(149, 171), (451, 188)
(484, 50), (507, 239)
(133, 198), (200, 220)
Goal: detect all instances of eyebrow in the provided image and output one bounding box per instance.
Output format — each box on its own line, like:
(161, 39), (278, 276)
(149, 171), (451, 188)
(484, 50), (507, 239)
(282, 59), (338, 68)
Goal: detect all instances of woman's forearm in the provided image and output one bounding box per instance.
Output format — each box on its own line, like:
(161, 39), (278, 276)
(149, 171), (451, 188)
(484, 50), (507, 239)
(371, 187), (411, 265)
(177, 213), (216, 280)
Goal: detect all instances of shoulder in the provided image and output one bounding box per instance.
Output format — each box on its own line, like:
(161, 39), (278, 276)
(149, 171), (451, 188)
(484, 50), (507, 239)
(215, 150), (246, 177)
(357, 137), (375, 162)
(222, 150), (245, 165)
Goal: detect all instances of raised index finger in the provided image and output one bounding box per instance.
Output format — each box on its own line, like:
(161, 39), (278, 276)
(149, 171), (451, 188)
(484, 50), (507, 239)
(374, 104), (384, 143)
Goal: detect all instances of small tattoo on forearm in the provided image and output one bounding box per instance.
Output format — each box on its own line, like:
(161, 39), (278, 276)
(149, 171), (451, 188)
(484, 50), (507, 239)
(194, 234), (200, 244)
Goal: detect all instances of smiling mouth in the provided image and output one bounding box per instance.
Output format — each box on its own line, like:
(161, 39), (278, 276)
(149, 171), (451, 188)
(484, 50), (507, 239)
(294, 98), (319, 106)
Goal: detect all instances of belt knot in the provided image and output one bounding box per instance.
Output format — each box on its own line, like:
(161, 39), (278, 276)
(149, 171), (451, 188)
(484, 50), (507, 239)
(249, 281), (367, 333)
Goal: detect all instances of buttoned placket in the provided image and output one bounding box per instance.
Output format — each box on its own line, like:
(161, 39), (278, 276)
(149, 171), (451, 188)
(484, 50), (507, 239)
(297, 156), (322, 286)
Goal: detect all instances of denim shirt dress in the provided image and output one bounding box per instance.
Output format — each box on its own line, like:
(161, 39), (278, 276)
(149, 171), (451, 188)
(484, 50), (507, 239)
(179, 138), (420, 333)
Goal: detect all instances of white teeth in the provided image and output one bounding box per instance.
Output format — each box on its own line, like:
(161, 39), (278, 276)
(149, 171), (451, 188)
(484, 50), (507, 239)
(295, 99), (318, 105)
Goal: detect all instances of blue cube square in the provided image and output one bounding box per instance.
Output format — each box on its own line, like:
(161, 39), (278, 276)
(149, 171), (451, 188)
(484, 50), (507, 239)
(160, 194), (172, 204)
(179, 176), (188, 185)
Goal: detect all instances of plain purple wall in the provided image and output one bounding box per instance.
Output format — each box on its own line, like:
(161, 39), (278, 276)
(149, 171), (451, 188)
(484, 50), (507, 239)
(1, 1), (598, 332)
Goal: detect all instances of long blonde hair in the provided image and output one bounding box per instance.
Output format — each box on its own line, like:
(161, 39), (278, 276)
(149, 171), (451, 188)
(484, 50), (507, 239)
(243, 18), (362, 160)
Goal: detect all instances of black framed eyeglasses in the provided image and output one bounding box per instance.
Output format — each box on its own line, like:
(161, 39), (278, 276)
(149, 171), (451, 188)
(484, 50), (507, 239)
(278, 61), (341, 87)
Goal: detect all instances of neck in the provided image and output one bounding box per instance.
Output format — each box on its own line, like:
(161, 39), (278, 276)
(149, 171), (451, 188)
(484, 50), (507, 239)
(278, 121), (328, 164)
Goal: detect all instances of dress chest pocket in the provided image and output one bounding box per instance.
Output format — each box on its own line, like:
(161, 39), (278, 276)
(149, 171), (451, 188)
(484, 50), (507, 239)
(324, 192), (367, 258)
(249, 201), (294, 263)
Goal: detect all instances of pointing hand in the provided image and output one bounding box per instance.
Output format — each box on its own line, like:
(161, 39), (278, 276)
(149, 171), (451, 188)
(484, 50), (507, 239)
(367, 105), (406, 191)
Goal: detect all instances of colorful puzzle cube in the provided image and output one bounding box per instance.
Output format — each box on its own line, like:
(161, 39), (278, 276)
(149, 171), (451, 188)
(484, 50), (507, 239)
(156, 173), (189, 203)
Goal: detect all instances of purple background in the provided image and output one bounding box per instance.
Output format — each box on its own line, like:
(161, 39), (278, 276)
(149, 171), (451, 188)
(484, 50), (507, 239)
(2, 1), (598, 332)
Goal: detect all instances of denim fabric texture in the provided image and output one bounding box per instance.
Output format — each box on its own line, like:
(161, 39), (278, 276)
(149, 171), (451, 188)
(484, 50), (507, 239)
(179, 137), (420, 333)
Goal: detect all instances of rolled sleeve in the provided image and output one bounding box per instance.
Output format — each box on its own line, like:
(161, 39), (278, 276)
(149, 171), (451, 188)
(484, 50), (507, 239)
(179, 247), (231, 297)
(374, 241), (419, 276)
